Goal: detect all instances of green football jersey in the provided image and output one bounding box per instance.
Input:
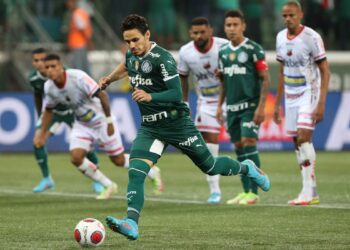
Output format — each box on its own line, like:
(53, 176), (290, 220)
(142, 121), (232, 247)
(125, 43), (189, 124)
(218, 38), (265, 109)
(28, 69), (71, 113)
(28, 70), (46, 95)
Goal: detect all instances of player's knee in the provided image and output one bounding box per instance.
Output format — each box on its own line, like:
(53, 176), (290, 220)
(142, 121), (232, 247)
(297, 136), (309, 146)
(128, 159), (150, 183)
(70, 152), (84, 166)
(33, 136), (42, 149)
(110, 154), (125, 167)
(197, 156), (216, 175)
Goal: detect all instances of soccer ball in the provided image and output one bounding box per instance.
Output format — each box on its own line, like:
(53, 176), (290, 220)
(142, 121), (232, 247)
(74, 218), (106, 247)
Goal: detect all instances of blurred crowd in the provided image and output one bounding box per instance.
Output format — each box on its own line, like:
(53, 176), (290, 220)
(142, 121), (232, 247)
(0, 0), (349, 51)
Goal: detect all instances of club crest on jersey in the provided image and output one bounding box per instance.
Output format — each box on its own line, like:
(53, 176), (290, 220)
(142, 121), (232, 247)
(203, 62), (211, 70)
(287, 50), (293, 56)
(229, 53), (236, 61)
(141, 60), (152, 73)
(134, 60), (139, 70)
(238, 52), (248, 63)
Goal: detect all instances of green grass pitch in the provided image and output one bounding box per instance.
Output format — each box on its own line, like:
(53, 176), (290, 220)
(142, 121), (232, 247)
(0, 152), (349, 249)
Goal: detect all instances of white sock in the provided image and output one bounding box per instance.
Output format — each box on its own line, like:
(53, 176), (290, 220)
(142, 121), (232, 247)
(295, 150), (303, 167)
(299, 142), (316, 198)
(78, 158), (112, 187)
(206, 143), (221, 194)
(295, 149), (304, 194)
(123, 153), (130, 168)
(147, 167), (158, 179)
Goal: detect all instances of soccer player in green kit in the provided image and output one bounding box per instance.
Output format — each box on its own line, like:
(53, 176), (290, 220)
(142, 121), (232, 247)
(99, 14), (270, 240)
(29, 48), (102, 193)
(216, 10), (270, 205)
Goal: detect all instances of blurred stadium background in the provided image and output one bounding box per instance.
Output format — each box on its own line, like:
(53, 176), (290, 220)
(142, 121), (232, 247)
(1, 2), (349, 248)
(0, 0), (350, 153)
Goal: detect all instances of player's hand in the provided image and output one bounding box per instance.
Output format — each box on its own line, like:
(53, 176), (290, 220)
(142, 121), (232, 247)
(132, 88), (152, 103)
(313, 102), (325, 123)
(216, 106), (224, 125)
(253, 105), (265, 125)
(33, 132), (46, 148)
(214, 69), (223, 80)
(99, 76), (111, 90)
(107, 123), (115, 136)
(273, 106), (282, 124)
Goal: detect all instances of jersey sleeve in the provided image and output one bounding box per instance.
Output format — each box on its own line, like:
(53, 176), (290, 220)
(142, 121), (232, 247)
(177, 47), (189, 76)
(310, 32), (326, 62)
(159, 52), (179, 82)
(28, 71), (44, 95)
(81, 72), (99, 97)
(218, 50), (224, 72)
(150, 52), (182, 103)
(275, 34), (284, 63)
(253, 44), (268, 71)
(43, 82), (57, 109)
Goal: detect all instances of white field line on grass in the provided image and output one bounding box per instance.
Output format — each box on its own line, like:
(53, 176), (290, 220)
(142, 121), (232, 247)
(1, 188), (350, 210)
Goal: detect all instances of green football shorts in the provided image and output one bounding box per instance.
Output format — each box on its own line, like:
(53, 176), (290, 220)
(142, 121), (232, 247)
(226, 108), (260, 143)
(130, 116), (212, 165)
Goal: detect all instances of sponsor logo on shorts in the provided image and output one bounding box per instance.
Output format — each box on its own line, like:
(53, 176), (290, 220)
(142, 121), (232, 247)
(242, 121), (258, 129)
(179, 135), (199, 147)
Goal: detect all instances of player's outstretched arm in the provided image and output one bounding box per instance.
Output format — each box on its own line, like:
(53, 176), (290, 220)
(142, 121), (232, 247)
(99, 63), (128, 90)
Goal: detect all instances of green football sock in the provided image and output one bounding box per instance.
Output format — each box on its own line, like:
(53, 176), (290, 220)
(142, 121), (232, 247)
(86, 151), (99, 168)
(201, 155), (247, 176)
(236, 148), (250, 193)
(127, 159), (150, 224)
(244, 146), (261, 194)
(34, 146), (49, 178)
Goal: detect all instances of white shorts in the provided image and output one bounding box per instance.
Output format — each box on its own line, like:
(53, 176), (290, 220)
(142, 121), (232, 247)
(70, 119), (124, 156)
(195, 99), (221, 134)
(284, 89), (318, 137)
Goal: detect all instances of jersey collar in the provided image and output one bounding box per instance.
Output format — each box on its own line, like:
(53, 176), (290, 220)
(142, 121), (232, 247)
(228, 38), (248, 51)
(194, 37), (214, 54)
(138, 42), (157, 59)
(36, 70), (47, 80)
(56, 71), (67, 89)
(287, 25), (305, 40)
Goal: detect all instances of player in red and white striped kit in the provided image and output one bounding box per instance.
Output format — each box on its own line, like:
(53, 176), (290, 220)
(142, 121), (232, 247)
(274, 1), (330, 205)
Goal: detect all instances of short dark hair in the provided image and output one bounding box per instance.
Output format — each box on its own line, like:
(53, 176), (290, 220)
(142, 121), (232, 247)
(224, 9), (245, 22)
(284, 0), (303, 11)
(32, 48), (47, 55)
(44, 54), (61, 61)
(191, 17), (210, 26)
(121, 14), (149, 35)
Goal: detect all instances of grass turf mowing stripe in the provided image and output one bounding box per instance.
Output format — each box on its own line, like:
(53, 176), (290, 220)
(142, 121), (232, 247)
(1, 187), (350, 209)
